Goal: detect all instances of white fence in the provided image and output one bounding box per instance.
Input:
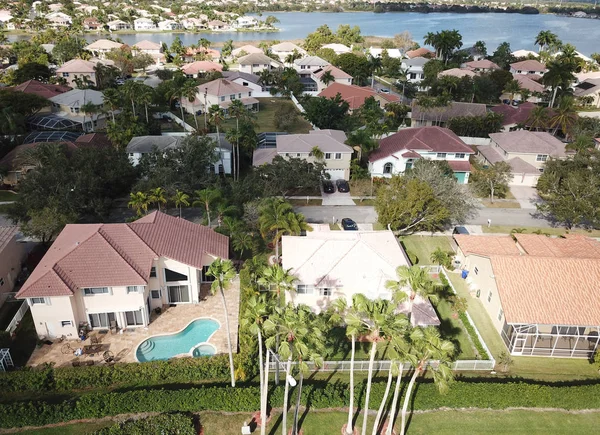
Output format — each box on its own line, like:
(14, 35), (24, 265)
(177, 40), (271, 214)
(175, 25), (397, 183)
(154, 112), (195, 132)
(268, 358), (494, 373)
(5, 300), (29, 335)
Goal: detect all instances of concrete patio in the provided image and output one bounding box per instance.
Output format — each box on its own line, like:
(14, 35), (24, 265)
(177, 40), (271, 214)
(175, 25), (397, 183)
(27, 279), (240, 368)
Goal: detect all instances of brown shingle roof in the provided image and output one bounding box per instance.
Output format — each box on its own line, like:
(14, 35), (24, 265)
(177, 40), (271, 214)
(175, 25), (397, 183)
(490, 255), (600, 325)
(510, 59), (547, 72)
(17, 212), (228, 298)
(491, 102), (537, 126)
(514, 234), (600, 258)
(411, 101), (487, 123)
(464, 59), (500, 70)
(11, 80), (71, 99)
(454, 235), (522, 256)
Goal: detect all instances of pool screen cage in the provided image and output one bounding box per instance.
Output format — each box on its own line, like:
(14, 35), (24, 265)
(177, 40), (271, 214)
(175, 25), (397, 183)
(0, 349), (14, 372)
(502, 323), (600, 358)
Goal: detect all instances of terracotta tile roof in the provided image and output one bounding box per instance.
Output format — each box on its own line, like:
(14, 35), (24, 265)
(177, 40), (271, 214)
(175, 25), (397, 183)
(237, 52), (280, 65)
(447, 160), (472, 172)
(406, 47), (435, 58)
(369, 127), (474, 162)
(514, 234), (600, 258)
(182, 61), (223, 75)
(231, 45), (263, 57)
(513, 74), (545, 93)
(490, 255), (600, 325)
(133, 40), (161, 51)
(464, 59), (500, 70)
(454, 235), (522, 256)
(75, 133), (112, 148)
(510, 59), (547, 72)
(17, 212), (228, 298)
(56, 58), (97, 73)
(317, 82), (399, 110)
(438, 68), (476, 78)
(491, 102), (537, 126)
(0, 226), (19, 253)
(11, 80), (71, 99)
(197, 78), (249, 97)
(314, 64), (352, 80)
(85, 39), (123, 51)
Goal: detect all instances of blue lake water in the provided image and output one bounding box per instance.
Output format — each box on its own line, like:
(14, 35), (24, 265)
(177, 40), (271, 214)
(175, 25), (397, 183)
(136, 318), (219, 362)
(9, 12), (600, 55)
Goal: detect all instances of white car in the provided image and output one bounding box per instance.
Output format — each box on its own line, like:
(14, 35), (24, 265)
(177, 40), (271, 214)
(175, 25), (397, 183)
(379, 88), (390, 94)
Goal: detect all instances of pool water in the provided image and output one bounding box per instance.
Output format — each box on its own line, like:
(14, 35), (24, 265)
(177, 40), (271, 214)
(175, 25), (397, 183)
(136, 318), (219, 362)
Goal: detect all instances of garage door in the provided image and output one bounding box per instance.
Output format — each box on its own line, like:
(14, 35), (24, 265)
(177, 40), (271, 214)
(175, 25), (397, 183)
(326, 169), (345, 180)
(510, 174), (539, 186)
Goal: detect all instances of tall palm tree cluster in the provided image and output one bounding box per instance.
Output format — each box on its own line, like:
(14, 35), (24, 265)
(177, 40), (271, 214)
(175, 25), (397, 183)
(423, 29), (463, 64)
(238, 261), (454, 435)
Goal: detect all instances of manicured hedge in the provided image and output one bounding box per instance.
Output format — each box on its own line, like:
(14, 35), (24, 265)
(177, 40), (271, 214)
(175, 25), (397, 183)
(2, 380), (600, 428)
(92, 413), (196, 435)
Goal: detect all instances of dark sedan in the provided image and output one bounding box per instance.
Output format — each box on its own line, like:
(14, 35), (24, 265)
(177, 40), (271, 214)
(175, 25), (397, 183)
(336, 179), (350, 193)
(341, 218), (358, 231)
(322, 180), (335, 193)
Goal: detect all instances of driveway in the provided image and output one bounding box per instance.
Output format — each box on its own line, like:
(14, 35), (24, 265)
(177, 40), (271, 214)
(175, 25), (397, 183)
(510, 186), (543, 210)
(321, 191), (356, 206)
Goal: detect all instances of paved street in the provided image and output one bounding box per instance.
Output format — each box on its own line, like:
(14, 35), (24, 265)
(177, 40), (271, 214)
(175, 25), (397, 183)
(295, 205), (553, 228)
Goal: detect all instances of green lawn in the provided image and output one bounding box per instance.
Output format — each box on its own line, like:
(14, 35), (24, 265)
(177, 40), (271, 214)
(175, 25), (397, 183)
(433, 291), (478, 360)
(484, 225), (600, 237)
(399, 235), (453, 265)
(220, 98), (312, 133)
(19, 421), (112, 435)
(0, 191), (17, 202)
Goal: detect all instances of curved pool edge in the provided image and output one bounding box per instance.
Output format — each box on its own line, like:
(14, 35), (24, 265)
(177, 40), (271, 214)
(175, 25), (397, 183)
(190, 342), (217, 356)
(134, 316), (222, 362)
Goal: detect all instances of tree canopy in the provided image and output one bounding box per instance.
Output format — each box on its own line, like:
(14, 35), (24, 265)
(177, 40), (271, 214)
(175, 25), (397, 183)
(302, 94), (352, 131)
(255, 156), (325, 198)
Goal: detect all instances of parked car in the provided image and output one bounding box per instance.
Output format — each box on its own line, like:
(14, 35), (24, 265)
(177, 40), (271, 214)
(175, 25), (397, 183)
(115, 78), (125, 85)
(336, 179), (350, 193)
(452, 226), (469, 235)
(322, 180), (335, 193)
(341, 218), (358, 231)
(379, 88), (390, 94)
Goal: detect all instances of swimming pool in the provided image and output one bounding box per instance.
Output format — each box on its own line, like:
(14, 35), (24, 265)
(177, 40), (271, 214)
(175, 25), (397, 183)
(135, 318), (220, 362)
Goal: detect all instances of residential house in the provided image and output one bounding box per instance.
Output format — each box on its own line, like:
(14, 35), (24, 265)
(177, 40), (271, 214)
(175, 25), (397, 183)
(368, 47), (402, 59)
(158, 20), (182, 31)
(231, 44), (263, 58)
(294, 56), (330, 92)
(16, 211), (229, 339)
(84, 39), (123, 59)
(235, 16), (258, 28)
(134, 17), (157, 31)
(512, 49), (539, 58)
(83, 17), (102, 31)
(317, 82), (400, 113)
(237, 52), (282, 75)
(574, 78), (600, 108)
(406, 47), (435, 59)
(504, 74), (545, 103)
(126, 134), (232, 174)
(463, 59), (500, 73)
(312, 65), (352, 92)
(281, 230), (440, 326)
(222, 71), (263, 93)
(107, 20), (131, 31)
(411, 101), (487, 128)
(132, 40), (165, 64)
(252, 130), (353, 180)
(368, 126), (474, 183)
(477, 130), (571, 186)
(0, 227), (24, 295)
(321, 43), (350, 55)
(491, 102), (541, 132)
(11, 79), (70, 101)
(401, 57), (429, 86)
(181, 78), (258, 116)
(1, 133), (111, 186)
(56, 58), (97, 87)
(438, 68), (476, 79)
(46, 12), (72, 28)
(181, 61), (223, 78)
(183, 47), (220, 63)
(270, 42), (307, 62)
(510, 59), (547, 76)
(207, 20), (228, 31)
(182, 17), (206, 30)
(48, 89), (108, 131)
(453, 233), (600, 358)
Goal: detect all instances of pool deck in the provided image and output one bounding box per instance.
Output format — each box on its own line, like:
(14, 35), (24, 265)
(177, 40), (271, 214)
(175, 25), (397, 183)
(27, 279), (240, 368)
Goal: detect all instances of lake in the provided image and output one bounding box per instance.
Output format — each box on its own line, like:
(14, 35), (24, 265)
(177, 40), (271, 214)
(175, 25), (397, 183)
(10, 12), (600, 55)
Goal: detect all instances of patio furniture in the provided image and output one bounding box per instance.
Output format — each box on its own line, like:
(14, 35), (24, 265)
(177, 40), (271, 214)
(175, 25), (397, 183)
(103, 350), (115, 364)
(90, 336), (100, 345)
(109, 320), (118, 334)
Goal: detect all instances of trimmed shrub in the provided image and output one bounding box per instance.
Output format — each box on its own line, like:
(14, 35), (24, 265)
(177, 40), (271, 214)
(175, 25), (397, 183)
(92, 413), (196, 435)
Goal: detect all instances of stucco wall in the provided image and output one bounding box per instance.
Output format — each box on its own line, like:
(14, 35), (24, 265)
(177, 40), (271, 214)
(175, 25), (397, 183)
(0, 236), (24, 293)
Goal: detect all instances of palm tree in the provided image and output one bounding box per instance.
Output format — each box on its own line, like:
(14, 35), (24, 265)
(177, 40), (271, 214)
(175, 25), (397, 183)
(535, 30), (559, 52)
(206, 258), (237, 388)
(231, 231), (254, 259)
(80, 101), (99, 132)
(257, 264), (296, 308)
(122, 80), (142, 114)
(258, 198), (294, 261)
(527, 105), (550, 131)
(310, 146), (324, 161)
(542, 60), (576, 108)
(128, 191), (149, 216)
(320, 69), (335, 87)
(138, 84), (154, 124)
(400, 327), (455, 435)
(284, 49), (302, 65)
(172, 190), (190, 218)
(181, 80), (200, 131)
(148, 187), (166, 211)
(241, 294), (270, 435)
(368, 54), (382, 88)
(385, 265), (440, 323)
(503, 79), (522, 105)
(193, 188), (221, 228)
(385, 338), (412, 435)
(228, 99), (246, 182)
(550, 96), (578, 139)
(353, 295), (409, 435)
(430, 247), (450, 269)
(102, 88), (122, 122)
(209, 104), (225, 171)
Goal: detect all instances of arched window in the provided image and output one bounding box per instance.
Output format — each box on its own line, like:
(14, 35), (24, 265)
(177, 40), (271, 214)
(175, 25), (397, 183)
(383, 162), (393, 174)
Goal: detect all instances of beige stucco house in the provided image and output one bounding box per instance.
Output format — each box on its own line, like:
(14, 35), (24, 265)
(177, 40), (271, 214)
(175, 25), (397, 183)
(56, 59), (98, 88)
(84, 39), (124, 59)
(181, 78), (258, 116)
(282, 229), (440, 326)
(454, 234), (600, 358)
(16, 212), (229, 339)
(237, 52), (282, 75)
(0, 227), (24, 295)
(252, 130), (353, 180)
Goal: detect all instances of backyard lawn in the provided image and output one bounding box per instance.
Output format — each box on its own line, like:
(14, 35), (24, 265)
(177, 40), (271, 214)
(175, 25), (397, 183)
(0, 191), (18, 202)
(399, 235), (453, 265)
(220, 98), (313, 134)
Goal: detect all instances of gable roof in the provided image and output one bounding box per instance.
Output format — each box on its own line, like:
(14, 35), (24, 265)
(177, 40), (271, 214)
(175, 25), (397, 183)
(222, 71), (261, 84)
(238, 52), (281, 66)
(489, 130), (568, 156)
(85, 39), (123, 51)
(197, 78), (249, 97)
(17, 212), (228, 298)
(406, 47), (435, 58)
(411, 101), (487, 122)
(438, 68), (476, 78)
(574, 78), (600, 97)
(12, 80), (71, 99)
(133, 40), (161, 50)
(231, 44), (263, 57)
(314, 64), (352, 80)
(490, 102), (537, 126)
(276, 131), (352, 153)
(56, 58), (96, 73)
(369, 126), (473, 162)
(181, 61), (223, 75)
(510, 59), (546, 72)
(513, 73), (545, 93)
(514, 233), (600, 258)
(294, 56), (329, 66)
(464, 59), (499, 70)
(454, 235), (522, 256)
(317, 82), (399, 110)
(49, 89), (104, 107)
(271, 42), (305, 52)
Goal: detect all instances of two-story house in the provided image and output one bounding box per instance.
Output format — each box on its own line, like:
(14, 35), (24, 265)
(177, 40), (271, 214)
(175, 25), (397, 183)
(134, 17), (157, 31)
(401, 57), (430, 86)
(270, 42), (307, 62)
(318, 82), (400, 114)
(181, 61), (223, 78)
(16, 211), (229, 339)
(132, 40), (164, 64)
(312, 65), (353, 92)
(56, 58), (98, 87)
(368, 126), (474, 184)
(181, 78), (259, 116)
(47, 89), (108, 132)
(237, 52), (282, 75)
(107, 20), (131, 31)
(477, 130), (572, 186)
(252, 129), (353, 180)
(84, 39), (124, 59)
(509, 60), (547, 76)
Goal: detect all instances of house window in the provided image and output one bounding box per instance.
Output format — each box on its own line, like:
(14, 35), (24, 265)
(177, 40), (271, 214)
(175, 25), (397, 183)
(151, 290), (161, 299)
(238, 93), (242, 98)
(296, 284), (314, 294)
(88, 312), (116, 328)
(474, 267), (479, 275)
(62, 72), (69, 77)
(437, 153), (447, 159)
(61, 321), (72, 327)
(409, 73), (416, 79)
(538, 168), (544, 173)
(383, 162), (393, 174)
(31, 297), (46, 305)
(498, 309), (504, 321)
(248, 92), (252, 97)
(455, 153), (466, 159)
(320, 288), (332, 296)
(488, 291), (493, 303)
(150, 267), (156, 278)
(325, 153), (332, 159)
(242, 81), (248, 86)
(536, 154), (548, 162)
(201, 265), (215, 282)
(125, 309), (144, 326)
(168, 285), (190, 303)
(335, 153), (342, 160)
(220, 96), (225, 102)
(83, 287), (109, 296)
(296, 153), (301, 157)
(252, 63), (259, 68)
(127, 285), (144, 294)
(230, 94), (236, 100)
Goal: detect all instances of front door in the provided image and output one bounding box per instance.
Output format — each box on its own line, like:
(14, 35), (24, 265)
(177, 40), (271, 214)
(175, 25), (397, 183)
(45, 322), (55, 339)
